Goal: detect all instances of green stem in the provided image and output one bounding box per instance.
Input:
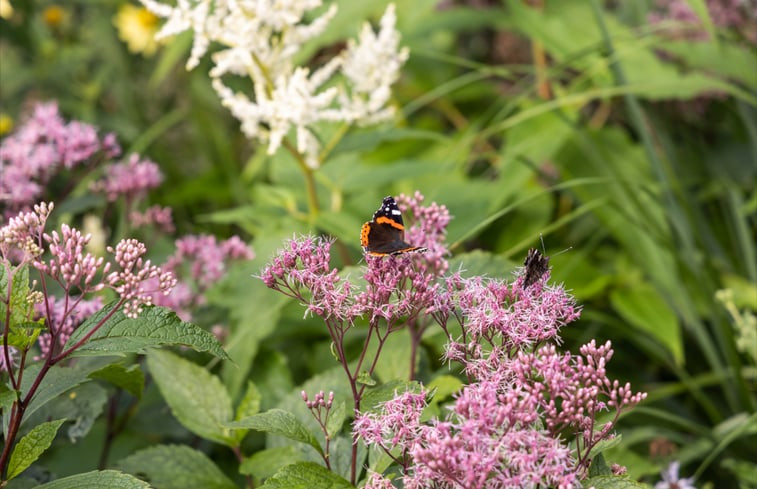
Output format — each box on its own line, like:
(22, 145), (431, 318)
(282, 139), (319, 218)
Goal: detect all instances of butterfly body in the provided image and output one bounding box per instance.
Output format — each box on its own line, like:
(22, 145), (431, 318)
(523, 248), (550, 287)
(361, 196), (427, 256)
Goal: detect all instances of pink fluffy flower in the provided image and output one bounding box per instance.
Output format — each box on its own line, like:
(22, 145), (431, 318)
(93, 153), (163, 202)
(0, 102), (120, 216)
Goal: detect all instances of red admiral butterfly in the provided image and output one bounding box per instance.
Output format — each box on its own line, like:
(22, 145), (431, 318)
(361, 196), (427, 256)
(523, 248), (550, 287)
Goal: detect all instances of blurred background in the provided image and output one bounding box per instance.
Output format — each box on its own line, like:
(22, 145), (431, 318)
(1, 0), (755, 487)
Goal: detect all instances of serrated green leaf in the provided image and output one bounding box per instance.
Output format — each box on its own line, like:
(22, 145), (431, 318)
(0, 266), (41, 349)
(226, 409), (323, 456)
(258, 462), (353, 489)
(89, 363), (145, 399)
(65, 301), (228, 360)
(326, 400), (346, 439)
(236, 381), (262, 421)
(31, 382), (108, 443)
(6, 418), (65, 480)
(117, 444), (237, 489)
(146, 349), (236, 446)
(582, 475), (650, 489)
(240, 446), (306, 479)
(34, 470), (151, 489)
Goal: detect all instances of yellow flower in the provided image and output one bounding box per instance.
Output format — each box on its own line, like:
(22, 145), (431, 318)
(0, 0), (13, 20)
(43, 5), (65, 28)
(113, 4), (160, 57)
(0, 114), (13, 136)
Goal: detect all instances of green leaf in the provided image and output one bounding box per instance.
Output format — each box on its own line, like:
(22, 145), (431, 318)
(146, 349), (236, 446)
(19, 365), (91, 427)
(582, 475), (650, 489)
(588, 434), (624, 460)
(258, 462), (353, 489)
(240, 446), (306, 479)
(117, 444), (237, 489)
(65, 302), (229, 360)
(34, 470), (151, 489)
(235, 380), (262, 420)
(89, 363), (145, 399)
(589, 452), (612, 478)
(226, 409), (323, 456)
(6, 419), (65, 480)
(0, 266), (41, 349)
(610, 283), (683, 364)
(0, 382), (17, 412)
(361, 380), (422, 414)
(32, 382), (108, 443)
(373, 329), (413, 383)
(326, 400), (347, 439)
(356, 371), (376, 387)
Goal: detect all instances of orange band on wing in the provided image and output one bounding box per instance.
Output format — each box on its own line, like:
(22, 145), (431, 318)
(374, 216), (404, 230)
(360, 222), (371, 247)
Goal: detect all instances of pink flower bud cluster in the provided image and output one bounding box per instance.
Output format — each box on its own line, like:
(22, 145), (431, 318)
(301, 389), (335, 410)
(0, 103), (120, 216)
(37, 224), (106, 293)
(105, 238), (177, 318)
(150, 234), (253, 320)
(0, 202), (53, 262)
(92, 153), (163, 202)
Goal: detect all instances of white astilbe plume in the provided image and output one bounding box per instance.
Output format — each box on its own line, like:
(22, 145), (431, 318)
(139, 0), (408, 169)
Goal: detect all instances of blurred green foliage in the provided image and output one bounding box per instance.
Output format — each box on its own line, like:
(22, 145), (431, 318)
(1, 0), (755, 487)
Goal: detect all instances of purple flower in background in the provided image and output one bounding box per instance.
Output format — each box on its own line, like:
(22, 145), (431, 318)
(0, 102), (120, 215)
(130, 205), (175, 233)
(35, 296), (104, 360)
(152, 234), (254, 320)
(92, 153), (163, 202)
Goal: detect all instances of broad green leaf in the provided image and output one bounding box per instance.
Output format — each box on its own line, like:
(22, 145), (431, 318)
(426, 375), (463, 404)
(235, 380), (262, 421)
(23, 382), (108, 443)
(34, 470), (151, 489)
(146, 349), (236, 446)
(7, 419), (65, 480)
(373, 329), (413, 383)
(240, 446), (306, 479)
(226, 409), (323, 456)
(18, 365), (91, 428)
(89, 363), (145, 399)
(356, 371), (376, 387)
(326, 400), (347, 439)
(117, 444), (237, 489)
(582, 475), (650, 489)
(588, 434), (624, 460)
(610, 283), (683, 364)
(259, 462), (353, 489)
(65, 302), (228, 360)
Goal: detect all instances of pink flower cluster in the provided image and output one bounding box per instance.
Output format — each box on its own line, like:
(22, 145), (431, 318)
(261, 195), (450, 326)
(129, 205), (175, 233)
(355, 386), (577, 489)
(152, 234), (254, 320)
(0, 103), (120, 216)
(92, 153), (163, 202)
